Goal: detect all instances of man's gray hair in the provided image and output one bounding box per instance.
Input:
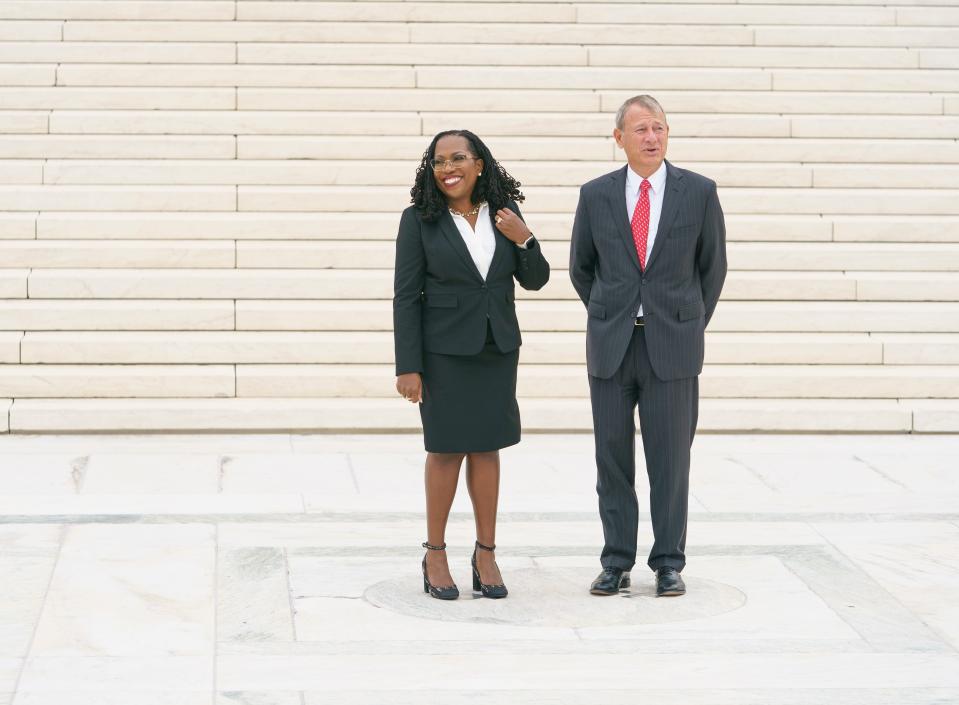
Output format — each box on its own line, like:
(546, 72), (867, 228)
(615, 95), (667, 131)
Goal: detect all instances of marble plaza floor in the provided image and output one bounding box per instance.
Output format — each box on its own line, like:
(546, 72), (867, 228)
(1, 432), (958, 705)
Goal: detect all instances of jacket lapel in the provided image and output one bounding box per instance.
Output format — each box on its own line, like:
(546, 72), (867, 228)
(487, 209), (508, 278)
(644, 160), (685, 272)
(438, 209), (484, 282)
(605, 165), (644, 275)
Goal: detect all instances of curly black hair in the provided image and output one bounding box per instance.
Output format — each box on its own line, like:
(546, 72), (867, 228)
(410, 129), (524, 223)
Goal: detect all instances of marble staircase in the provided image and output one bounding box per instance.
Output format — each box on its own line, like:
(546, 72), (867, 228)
(0, 0), (958, 431)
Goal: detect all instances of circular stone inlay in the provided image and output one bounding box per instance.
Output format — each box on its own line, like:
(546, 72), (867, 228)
(364, 567), (746, 628)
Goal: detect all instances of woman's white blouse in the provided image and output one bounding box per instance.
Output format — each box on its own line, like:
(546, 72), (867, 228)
(449, 203), (496, 281)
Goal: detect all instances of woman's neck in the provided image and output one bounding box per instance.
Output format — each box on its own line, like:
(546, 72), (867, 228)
(447, 197), (475, 214)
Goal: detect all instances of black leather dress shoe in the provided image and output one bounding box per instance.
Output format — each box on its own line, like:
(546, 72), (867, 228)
(590, 567), (630, 595)
(655, 566), (686, 597)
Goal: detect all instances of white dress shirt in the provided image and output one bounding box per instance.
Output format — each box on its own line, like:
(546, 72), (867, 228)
(450, 202), (496, 281)
(625, 161), (667, 316)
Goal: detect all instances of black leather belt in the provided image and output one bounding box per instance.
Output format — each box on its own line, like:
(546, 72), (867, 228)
(635, 316), (645, 326)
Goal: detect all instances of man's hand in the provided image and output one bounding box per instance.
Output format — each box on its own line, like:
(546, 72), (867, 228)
(396, 373), (423, 404)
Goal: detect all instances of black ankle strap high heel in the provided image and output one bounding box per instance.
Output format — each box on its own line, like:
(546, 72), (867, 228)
(422, 541), (459, 600)
(471, 540), (508, 599)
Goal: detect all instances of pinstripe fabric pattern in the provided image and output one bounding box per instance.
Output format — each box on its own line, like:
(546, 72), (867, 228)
(569, 162), (727, 381)
(589, 328), (697, 571)
(570, 160), (726, 573)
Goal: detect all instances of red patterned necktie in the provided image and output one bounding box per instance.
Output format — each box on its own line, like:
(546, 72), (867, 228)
(631, 178), (651, 271)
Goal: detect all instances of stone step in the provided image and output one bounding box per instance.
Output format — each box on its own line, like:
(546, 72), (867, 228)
(878, 334), (959, 364)
(422, 112), (959, 140)
(238, 2), (890, 25)
(9, 86), (942, 116)
(20, 268), (959, 303)
(0, 184), (959, 216)
(238, 88), (947, 115)
(231, 186), (959, 215)
(47, 109), (959, 141)
(0, 330), (19, 362)
(230, 364), (959, 400)
(54, 63), (959, 94)
(589, 46), (919, 69)
(0, 268), (26, 298)
(19, 331), (895, 365)
(26, 212), (959, 244)
(753, 24), (959, 48)
(2, 299), (955, 335)
(37, 159), (959, 191)
(0, 3), (235, 20)
(238, 42), (591, 66)
(11, 397), (952, 433)
(235, 300), (959, 333)
(0, 185), (236, 211)
(0, 241), (234, 268)
(56, 63), (419, 88)
(18, 331), (959, 366)
(232, 242), (959, 272)
(236, 136), (959, 164)
(0, 40), (236, 64)
(0, 364), (234, 398)
(576, 4), (895, 25)
(61, 22), (752, 46)
(53, 16), (959, 46)
(0, 300), (235, 330)
(13, 361), (946, 401)
(0, 159), (41, 184)
(8, 239), (959, 270)
(0, 86), (236, 110)
(38, 158), (810, 187)
(40, 110), (959, 141)
(414, 66), (959, 92)
(0, 135), (237, 159)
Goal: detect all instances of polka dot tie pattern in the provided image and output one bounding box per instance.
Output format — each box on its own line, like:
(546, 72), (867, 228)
(631, 178), (652, 271)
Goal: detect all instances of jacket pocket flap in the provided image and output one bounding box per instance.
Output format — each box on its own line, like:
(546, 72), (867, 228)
(677, 301), (705, 321)
(668, 224), (699, 241)
(587, 301), (606, 319)
(425, 294), (457, 308)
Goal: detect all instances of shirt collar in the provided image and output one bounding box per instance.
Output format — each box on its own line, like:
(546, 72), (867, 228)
(626, 160), (667, 195)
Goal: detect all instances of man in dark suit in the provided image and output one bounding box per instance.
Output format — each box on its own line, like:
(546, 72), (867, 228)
(569, 95), (727, 597)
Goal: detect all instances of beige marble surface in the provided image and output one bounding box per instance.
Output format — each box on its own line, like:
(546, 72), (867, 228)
(0, 432), (957, 705)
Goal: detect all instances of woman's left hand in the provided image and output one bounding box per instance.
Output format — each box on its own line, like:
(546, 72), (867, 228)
(495, 208), (532, 245)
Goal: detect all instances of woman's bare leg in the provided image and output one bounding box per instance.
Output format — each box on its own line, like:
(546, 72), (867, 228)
(465, 451), (503, 585)
(424, 451), (465, 587)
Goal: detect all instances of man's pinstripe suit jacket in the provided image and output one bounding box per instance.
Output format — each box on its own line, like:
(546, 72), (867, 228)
(569, 161), (727, 381)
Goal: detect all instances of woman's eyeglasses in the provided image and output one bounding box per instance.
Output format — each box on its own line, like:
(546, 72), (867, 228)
(430, 154), (475, 170)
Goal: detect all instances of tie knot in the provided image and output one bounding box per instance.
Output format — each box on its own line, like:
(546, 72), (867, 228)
(640, 179), (651, 194)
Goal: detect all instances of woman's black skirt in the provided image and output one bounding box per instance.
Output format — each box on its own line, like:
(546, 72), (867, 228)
(419, 325), (520, 453)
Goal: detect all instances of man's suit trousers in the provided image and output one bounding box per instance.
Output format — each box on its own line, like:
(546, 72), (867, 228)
(588, 324), (698, 573)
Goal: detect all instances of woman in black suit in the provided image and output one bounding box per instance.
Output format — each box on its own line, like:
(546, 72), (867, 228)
(393, 130), (550, 600)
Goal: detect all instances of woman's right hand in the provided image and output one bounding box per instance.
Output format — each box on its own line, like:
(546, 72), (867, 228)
(396, 373), (423, 404)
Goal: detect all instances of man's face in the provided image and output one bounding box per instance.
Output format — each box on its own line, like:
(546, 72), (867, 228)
(614, 105), (669, 177)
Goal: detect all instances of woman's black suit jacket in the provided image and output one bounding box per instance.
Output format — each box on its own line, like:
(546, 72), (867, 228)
(393, 201), (550, 376)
